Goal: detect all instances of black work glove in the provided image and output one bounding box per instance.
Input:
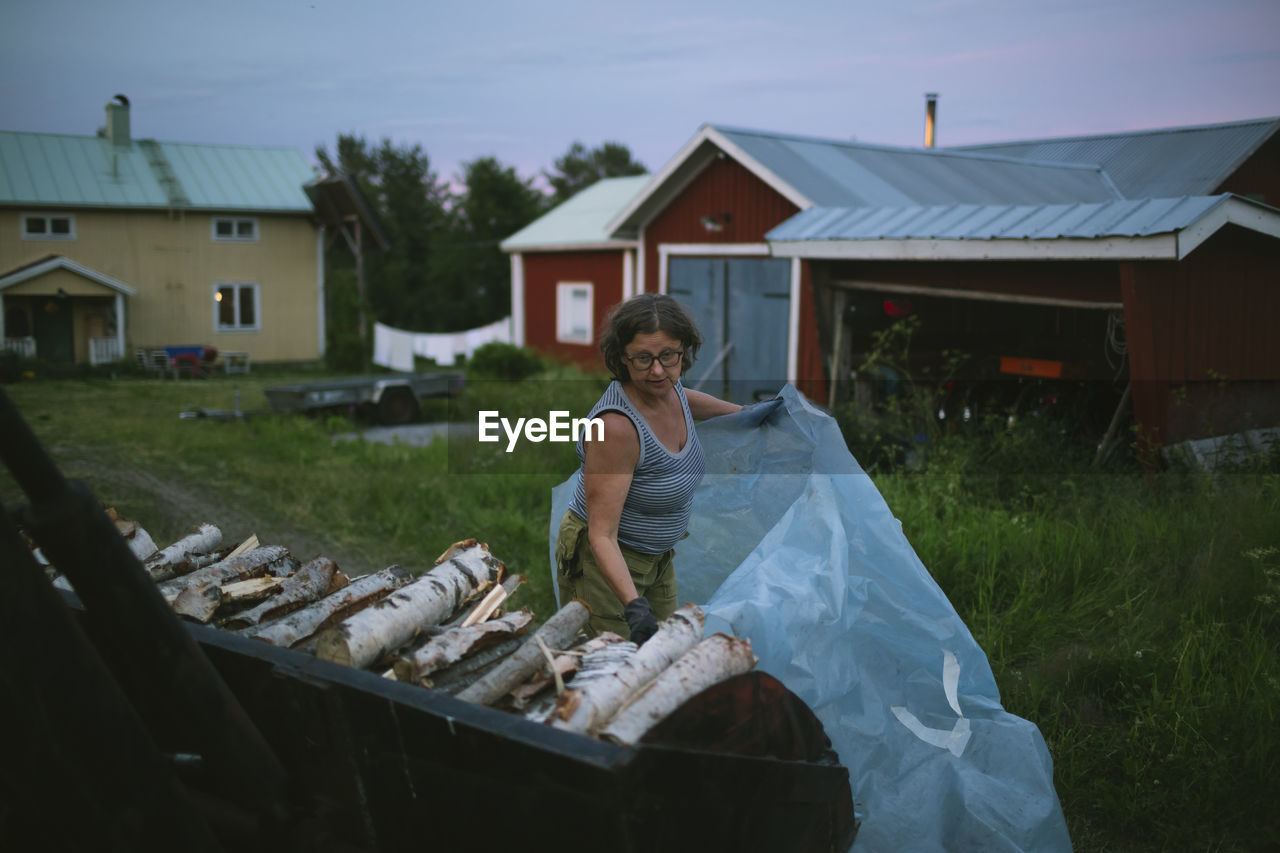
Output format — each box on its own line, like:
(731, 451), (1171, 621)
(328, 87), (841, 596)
(624, 596), (659, 646)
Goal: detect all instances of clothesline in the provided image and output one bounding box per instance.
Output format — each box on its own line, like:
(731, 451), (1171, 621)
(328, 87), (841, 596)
(372, 317), (513, 371)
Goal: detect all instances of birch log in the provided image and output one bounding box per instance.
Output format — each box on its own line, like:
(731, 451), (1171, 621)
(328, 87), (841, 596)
(223, 558), (341, 629)
(174, 577), (283, 623)
(315, 544), (502, 669)
(440, 573), (524, 632)
(173, 585), (223, 623)
(599, 633), (756, 745)
(143, 524), (223, 582)
(393, 609), (534, 682)
(156, 546), (295, 604)
(553, 605), (705, 734)
(243, 565), (411, 648)
(427, 636), (528, 694)
(455, 600), (590, 705)
(510, 632), (627, 708)
(219, 576), (283, 603)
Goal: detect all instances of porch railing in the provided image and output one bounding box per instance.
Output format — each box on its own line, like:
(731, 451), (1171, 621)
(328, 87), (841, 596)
(89, 337), (123, 366)
(2, 337), (35, 359)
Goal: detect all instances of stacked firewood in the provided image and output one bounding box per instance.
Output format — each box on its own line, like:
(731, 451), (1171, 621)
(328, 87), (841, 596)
(42, 516), (757, 746)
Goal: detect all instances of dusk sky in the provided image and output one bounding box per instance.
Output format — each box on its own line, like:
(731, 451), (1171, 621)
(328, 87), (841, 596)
(3, 0), (1278, 191)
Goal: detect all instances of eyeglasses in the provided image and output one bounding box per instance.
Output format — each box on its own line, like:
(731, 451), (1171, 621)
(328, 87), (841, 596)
(623, 349), (684, 370)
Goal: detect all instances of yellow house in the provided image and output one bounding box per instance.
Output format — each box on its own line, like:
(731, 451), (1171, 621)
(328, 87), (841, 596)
(0, 95), (324, 368)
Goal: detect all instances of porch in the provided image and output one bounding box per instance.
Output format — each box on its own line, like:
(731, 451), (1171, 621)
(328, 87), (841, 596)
(0, 256), (135, 366)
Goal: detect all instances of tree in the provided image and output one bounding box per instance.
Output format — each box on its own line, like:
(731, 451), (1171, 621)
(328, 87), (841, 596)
(315, 134), (453, 366)
(438, 157), (549, 325)
(544, 140), (647, 205)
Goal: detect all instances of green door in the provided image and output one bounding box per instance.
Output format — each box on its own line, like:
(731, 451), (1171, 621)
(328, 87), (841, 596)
(34, 301), (74, 363)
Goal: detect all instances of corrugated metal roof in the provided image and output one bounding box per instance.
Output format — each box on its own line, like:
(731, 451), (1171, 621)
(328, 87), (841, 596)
(501, 175), (649, 251)
(714, 126), (1123, 207)
(949, 117), (1280, 199)
(766, 196), (1234, 242)
(0, 130), (316, 211)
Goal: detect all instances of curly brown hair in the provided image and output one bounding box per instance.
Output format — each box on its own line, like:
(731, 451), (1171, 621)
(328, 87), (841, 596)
(599, 294), (703, 382)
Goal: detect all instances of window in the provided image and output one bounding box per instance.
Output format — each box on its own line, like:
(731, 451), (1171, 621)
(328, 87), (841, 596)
(22, 213), (76, 240)
(556, 282), (593, 344)
(214, 282), (260, 332)
(212, 217), (259, 242)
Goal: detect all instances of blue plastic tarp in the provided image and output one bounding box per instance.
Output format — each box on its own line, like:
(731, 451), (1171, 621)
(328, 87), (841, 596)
(550, 385), (1071, 852)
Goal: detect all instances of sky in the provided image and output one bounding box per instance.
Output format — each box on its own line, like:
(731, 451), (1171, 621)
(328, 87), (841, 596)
(2, 0), (1278, 191)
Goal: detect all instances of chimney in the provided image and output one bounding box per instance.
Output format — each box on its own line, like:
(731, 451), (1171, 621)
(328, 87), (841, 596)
(924, 92), (938, 148)
(105, 94), (131, 146)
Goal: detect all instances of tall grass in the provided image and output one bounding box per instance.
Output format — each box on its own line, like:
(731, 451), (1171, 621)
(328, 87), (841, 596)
(874, 422), (1280, 850)
(2, 367), (1277, 850)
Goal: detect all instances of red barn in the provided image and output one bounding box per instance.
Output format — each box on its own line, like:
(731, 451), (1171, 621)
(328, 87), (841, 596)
(506, 117), (1280, 454)
(501, 176), (648, 372)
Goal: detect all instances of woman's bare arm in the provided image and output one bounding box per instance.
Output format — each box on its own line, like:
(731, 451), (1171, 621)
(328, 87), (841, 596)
(684, 387), (743, 420)
(583, 412), (643, 606)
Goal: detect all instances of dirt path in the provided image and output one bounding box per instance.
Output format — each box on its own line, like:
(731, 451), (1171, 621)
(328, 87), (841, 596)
(49, 451), (377, 578)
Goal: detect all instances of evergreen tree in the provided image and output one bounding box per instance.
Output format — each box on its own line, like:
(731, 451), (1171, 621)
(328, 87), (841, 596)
(545, 140), (646, 204)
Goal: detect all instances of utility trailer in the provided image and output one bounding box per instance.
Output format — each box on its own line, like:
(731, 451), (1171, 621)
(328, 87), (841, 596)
(263, 371), (464, 425)
(0, 389), (858, 852)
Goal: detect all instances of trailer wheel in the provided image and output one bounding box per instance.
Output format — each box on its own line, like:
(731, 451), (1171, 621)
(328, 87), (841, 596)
(377, 387), (420, 425)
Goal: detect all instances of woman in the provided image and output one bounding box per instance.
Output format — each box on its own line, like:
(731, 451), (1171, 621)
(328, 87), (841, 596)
(555, 294), (741, 645)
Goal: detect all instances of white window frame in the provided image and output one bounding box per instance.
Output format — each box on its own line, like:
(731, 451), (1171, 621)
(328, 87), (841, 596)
(21, 212), (77, 241)
(211, 216), (259, 242)
(213, 281), (262, 332)
(556, 282), (594, 345)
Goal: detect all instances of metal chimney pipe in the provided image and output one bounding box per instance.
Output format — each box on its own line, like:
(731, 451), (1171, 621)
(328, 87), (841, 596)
(924, 93), (938, 148)
(105, 94), (131, 147)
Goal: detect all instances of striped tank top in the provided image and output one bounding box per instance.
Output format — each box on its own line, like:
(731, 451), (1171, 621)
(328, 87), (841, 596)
(568, 379), (707, 554)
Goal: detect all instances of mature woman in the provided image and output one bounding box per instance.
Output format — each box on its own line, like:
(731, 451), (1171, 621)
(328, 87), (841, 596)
(555, 294), (741, 645)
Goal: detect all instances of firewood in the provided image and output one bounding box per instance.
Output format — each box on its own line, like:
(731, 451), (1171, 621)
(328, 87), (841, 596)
(173, 585), (223, 623)
(242, 565), (412, 648)
(123, 522), (158, 562)
(460, 584), (508, 628)
(455, 600), (590, 705)
(426, 636), (527, 694)
(188, 549), (231, 571)
(224, 534), (259, 561)
(156, 546), (294, 604)
(315, 543), (502, 669)
(223, 557), (338, 629)
(508, 632), (628, 708)
(143, 524), (223, 582)
(441, 573), (524, 631)
(218, 576), (283, 604)
(393, 609), (534, 683)
(599, 634), (757, 745)
(435, 538), (480, 564)
(553, 605), (704, 734)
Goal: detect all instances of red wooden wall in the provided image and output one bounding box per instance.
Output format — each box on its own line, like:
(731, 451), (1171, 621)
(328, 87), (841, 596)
(642, 157), (800, 294)
(1121, 227), (1280, 448)
(1215, 132), (1280, 207)
(521, 250), (624, 372)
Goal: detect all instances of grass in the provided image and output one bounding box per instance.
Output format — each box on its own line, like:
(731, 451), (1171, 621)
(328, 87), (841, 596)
(2, 367), (1277, 851)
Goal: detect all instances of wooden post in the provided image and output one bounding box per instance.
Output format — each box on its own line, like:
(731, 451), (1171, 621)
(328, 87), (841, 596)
(828, 288), (846, 410)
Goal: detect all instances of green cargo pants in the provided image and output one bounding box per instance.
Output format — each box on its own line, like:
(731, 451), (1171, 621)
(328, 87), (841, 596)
(554, 510), (678, 640)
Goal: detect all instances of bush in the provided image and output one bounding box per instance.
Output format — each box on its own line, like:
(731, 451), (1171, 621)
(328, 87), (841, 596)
(467, 342), (544, 380)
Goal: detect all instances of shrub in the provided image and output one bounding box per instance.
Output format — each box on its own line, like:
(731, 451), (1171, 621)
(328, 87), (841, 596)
(467, 342), (544, 380)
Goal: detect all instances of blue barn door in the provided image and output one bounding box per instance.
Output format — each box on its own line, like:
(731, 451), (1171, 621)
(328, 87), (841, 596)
(667, 256), (790, 404)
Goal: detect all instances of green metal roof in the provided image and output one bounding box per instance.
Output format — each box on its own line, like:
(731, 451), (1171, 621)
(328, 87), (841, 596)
(501, 175), (650, 251)
(0, 130), (317, 212)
